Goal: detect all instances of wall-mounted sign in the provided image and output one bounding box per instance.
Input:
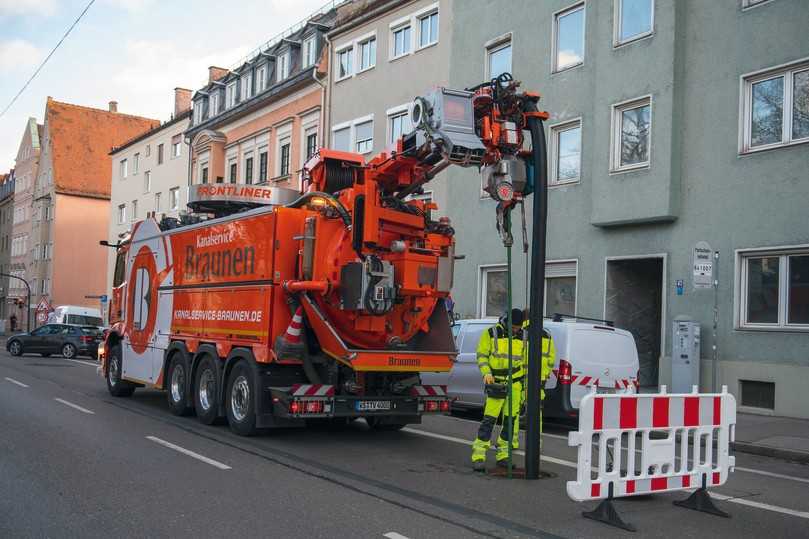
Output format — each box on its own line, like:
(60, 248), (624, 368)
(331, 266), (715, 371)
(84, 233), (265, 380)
(693, 241), (713, 289)
(675, 279), (684, 296)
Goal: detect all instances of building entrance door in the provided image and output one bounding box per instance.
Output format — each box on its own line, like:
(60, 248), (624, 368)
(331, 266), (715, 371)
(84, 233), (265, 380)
(605, 256), (664, 387)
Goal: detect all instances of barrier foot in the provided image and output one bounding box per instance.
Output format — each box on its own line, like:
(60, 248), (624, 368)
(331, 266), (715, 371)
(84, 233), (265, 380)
(582, 485), (636, 533)
(673, 488), (730, 518)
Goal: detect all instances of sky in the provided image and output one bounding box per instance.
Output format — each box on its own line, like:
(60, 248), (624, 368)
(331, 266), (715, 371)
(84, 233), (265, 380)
(0, 0), (330, 171)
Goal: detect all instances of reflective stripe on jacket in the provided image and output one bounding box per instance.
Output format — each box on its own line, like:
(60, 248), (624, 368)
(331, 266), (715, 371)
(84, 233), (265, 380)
(523, 320), (557, 382)
(476, 323), (526, 381)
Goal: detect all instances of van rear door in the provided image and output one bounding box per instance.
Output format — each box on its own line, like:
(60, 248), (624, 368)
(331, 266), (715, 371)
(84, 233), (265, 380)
(568, 326), (639, 409)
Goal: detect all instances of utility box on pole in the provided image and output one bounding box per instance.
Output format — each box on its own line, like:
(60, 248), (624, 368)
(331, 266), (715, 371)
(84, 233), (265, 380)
(672, 316), (701, 393)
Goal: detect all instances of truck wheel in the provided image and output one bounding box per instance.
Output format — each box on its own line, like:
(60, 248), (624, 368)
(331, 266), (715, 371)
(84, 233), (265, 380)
(106, 344), (135, 397)
(8, 340), (22, 356)
(62, 343), (77, 359)
(226, 361), (257, 436)
(167, 354), (193, 416)
(194, 355), (221, 425)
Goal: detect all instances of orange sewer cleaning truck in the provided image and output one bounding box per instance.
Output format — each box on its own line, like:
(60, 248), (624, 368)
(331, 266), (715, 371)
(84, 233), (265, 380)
(99, 77), (548, 435)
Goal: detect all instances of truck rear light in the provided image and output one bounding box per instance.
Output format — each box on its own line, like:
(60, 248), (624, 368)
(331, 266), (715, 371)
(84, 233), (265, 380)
(439, 400), (450, 413)
(558, 359), (572, 385)
(289, 399), (326, 415)
(424, 400), (439, 412)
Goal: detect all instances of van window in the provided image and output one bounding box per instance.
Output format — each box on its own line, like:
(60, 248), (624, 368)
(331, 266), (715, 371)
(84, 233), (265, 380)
(66, 314), (103, 326)
(461, 324), (490, 353)
(113, 249), (126, 287)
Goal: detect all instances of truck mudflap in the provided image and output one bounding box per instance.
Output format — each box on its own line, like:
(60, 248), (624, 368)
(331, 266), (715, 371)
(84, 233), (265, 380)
(270, 384), (451, 419)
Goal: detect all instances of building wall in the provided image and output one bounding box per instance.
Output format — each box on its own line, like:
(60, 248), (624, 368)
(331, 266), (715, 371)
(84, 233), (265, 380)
(107, 115), (191, 296)
(0, 177), (14, 331)
(11, 119), (40, 324)
(327, 0), (453, 215)
(50, 194), (110, 308)
(446, 0), (809, 417)
(190, 86), (322, 191)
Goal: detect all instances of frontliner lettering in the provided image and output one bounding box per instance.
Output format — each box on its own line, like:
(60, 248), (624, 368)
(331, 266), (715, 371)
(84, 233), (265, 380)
(184, 243), (255, 281)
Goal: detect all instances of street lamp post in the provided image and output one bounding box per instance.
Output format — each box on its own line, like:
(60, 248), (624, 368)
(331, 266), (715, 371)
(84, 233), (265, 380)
(1, 273), (31, 332)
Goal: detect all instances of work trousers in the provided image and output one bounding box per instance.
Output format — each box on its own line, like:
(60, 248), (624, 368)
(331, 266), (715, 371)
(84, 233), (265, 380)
(471, 380), (524, 463)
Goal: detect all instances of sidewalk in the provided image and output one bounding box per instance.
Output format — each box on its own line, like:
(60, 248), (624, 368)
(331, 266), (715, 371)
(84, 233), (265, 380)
(733, 412), (809, 464)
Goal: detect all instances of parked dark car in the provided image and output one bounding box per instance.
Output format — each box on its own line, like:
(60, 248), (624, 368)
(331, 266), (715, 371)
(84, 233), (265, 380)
(6, 324), (101, 360)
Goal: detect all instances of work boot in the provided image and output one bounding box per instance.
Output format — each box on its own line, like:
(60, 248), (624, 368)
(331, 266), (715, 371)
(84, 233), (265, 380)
(472, 461), (486, 473)
(496, 460), (510, 469)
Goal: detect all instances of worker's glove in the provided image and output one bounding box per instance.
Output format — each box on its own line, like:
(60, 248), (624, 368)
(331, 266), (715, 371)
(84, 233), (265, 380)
(483, 373), (494, 385)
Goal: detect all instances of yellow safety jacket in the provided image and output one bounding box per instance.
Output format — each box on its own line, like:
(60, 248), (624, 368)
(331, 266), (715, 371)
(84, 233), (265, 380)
(476, 322), (556, 383)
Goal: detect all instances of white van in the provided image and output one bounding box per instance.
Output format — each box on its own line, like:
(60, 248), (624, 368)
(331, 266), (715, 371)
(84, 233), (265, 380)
(47, 305), (104, 328)
(422, 317), (639, 420)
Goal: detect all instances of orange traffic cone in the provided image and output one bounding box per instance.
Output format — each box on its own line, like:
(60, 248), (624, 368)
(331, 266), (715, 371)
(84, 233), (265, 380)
(274, 306), (305, 359)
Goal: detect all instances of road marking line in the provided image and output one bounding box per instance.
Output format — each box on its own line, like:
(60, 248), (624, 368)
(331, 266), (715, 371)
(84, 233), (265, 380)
(146, 436), (231, 470)
(383, 533), (411, 539)
(403, 427), (809, 520)
(62, 358), (98, 368)
(5, 377), (29, 388)
(446, 415), (809, 485)
(54, 397), (95, 415)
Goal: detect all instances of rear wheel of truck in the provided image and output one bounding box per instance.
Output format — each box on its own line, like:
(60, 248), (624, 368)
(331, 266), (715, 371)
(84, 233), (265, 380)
(226, 361), (257, 436)
(106, 344), (135, 397)
(194, 355), (221, 425)
(167, 354), (193, 416)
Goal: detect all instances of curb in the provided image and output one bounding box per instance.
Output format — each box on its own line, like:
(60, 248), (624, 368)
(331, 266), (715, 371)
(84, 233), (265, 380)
(732, 441), (809, 465)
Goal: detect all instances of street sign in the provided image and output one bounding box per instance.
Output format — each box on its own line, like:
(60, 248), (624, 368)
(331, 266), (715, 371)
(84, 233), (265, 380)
(693, 241), (713, 289)
(35, 297), (51, 311)
(100, 294), (108, 303)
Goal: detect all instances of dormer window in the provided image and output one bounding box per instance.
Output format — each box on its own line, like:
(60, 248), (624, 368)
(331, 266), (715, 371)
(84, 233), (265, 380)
(226, 81), (237, 108)
(193, 100), (205, 124)
(277, 50), (291, 82)
(302, 35), (317, 68)
(209, 91), (219, 118)
(240, 72), (252, 101)
(256, 64), (267, 93)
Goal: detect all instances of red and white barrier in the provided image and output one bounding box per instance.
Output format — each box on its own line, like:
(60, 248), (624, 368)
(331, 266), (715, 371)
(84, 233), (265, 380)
(567, 385), (736, 503)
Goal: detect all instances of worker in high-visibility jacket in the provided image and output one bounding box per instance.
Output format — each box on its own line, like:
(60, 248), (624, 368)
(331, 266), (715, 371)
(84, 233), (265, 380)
(471, 309), (556, 471)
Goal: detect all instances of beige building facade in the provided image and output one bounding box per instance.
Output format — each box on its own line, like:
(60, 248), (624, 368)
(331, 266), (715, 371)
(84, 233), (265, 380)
(107, 91), (192, 296)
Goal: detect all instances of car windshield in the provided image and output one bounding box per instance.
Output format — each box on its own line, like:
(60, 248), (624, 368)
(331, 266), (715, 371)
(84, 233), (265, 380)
(66, 314), (103, 326)
(461, 324), (490, 353)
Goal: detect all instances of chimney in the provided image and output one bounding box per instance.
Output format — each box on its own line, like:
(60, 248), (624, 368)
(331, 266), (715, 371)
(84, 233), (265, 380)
(208, 66), (229, 83)
(174, 88), (192, 116)
(108, 101), (118, 113)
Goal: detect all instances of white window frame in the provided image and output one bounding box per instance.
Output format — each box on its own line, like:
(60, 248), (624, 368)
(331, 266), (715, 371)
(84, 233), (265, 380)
(302, 35), (317, 68)
(242, 151), (254, 184)
(226, 81), (237, 108)
(277, 50), (291, 82)
(478, 264), (507, 319)
(613, 0), (654, 47)
(335, 43), (354, 81)
(300, 110), (320, 167)
(256, 65), (267, 93)
(133, 153), (139, 174)
(550, 117), (583, 186)
(610, 94), (652, 173)
(240, 72), (252, 101)
(209, 92), (219, 117)
(389, 17), (413, 60)
(552, 1), (586, 74)
(120, 159), (128, 179)
(736, 245), (809, 331)
(386, 103), (412, 144)
(545, 259), (579, 315)
(143, 170), (151, 194)
(193, 100), (204, 124)
(275, 122), (294, 180)
(353, 116), (374, 155)
(357, 33), (377, 73)
(117, 204), (126, 224)
(415, 4), (439, 50)
(739, 58), (809, 154)
(199, 160), (210, 184)
(154, 192), (161, 212)
(172, 139), (182, 158)
(485, 33), (513, 80)
(331, 121), (352, 152)
(169, 187), (180, 211)
(131, 200), (138, 222)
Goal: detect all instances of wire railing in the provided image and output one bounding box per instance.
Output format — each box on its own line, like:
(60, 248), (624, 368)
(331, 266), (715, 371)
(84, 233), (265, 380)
(229, 0), (342, 71)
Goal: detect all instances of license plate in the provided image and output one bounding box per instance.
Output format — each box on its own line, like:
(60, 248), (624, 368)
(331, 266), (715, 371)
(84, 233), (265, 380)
(356, 400), (392, 412)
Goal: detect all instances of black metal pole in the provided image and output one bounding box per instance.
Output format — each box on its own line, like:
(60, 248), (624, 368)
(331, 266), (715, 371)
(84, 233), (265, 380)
(525, 113), (548, 480)
(1, 273), (32, 332)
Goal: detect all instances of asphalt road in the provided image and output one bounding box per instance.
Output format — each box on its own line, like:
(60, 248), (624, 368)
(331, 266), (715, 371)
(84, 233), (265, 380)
(1, 350), (808, 539)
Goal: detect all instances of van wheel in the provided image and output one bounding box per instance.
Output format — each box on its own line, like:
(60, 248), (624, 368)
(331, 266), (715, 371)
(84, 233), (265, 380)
(167, 354), (193, 416)
(194, 355), (221, 425)
(106, 344), (135, 397)
(226, 361), (257, 436)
